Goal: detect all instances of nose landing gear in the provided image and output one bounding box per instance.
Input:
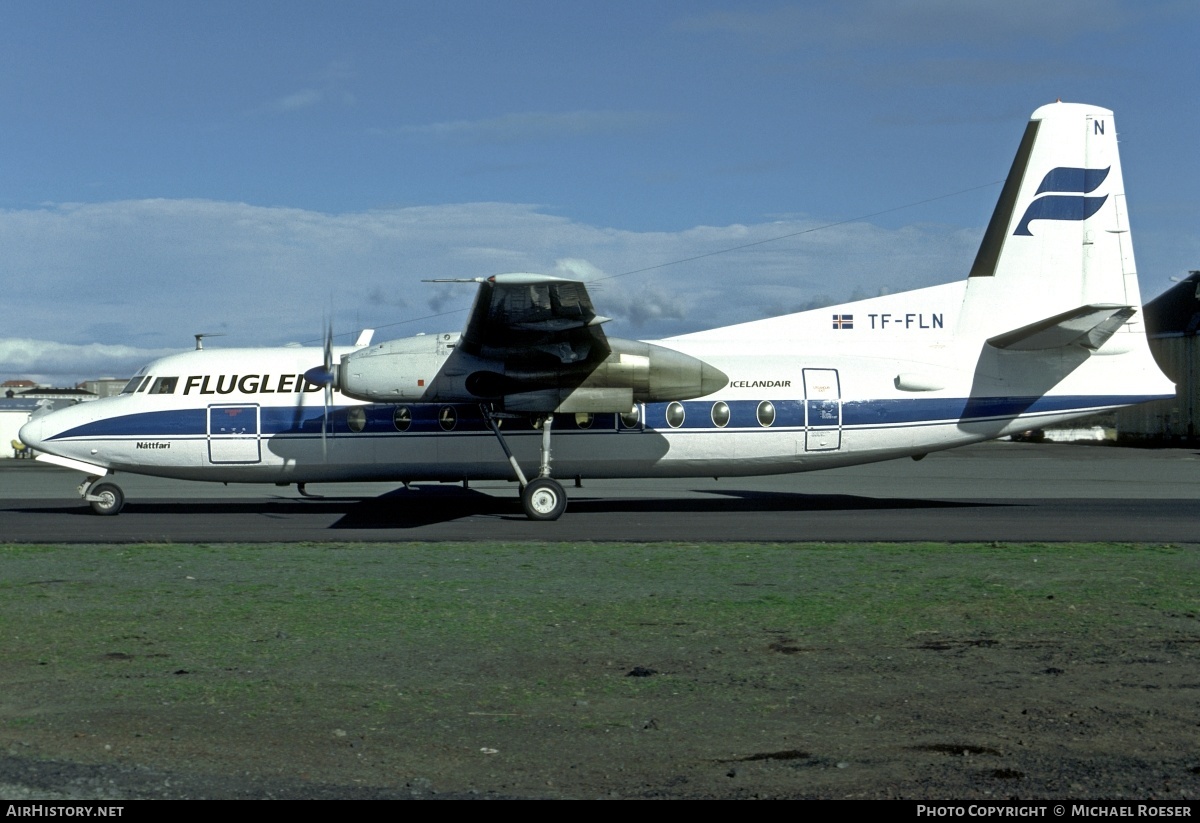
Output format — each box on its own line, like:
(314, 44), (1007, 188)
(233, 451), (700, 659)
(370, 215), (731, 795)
(81, 477), (125, 515)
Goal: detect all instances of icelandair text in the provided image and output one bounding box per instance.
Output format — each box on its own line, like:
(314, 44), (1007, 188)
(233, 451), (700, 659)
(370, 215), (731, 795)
(728, 380), (791, 389)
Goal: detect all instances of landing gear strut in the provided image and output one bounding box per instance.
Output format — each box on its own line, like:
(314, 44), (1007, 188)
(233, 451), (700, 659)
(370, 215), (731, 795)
(481, 406), (567, 521)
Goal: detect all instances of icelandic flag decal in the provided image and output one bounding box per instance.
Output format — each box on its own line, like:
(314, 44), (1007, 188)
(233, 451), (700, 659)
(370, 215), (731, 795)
(832, 314), (854, 329)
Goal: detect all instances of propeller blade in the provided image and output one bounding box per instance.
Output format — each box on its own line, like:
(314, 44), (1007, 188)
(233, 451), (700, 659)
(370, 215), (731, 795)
(322, 321), (333, 461)
(322, 383), (332, 461)
(302, 319), (337, 463)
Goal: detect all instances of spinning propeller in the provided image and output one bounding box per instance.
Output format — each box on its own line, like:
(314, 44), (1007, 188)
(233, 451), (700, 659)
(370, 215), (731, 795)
(302, 323), (338, 460)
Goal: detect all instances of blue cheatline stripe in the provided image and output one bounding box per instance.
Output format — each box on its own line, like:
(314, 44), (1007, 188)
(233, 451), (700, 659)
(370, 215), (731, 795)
(47, 409), (207, 440)
(47, 393), (1171, 441)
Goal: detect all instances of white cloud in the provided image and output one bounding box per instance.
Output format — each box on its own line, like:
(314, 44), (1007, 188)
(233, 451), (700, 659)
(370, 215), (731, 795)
(266, 61), (357, 113)
(273, 88), (324, 111)
(552, 258), (606, 281)
(0, 198), (981, 384)
(603, 286), (688, 329)
(0, 339), (180, 384)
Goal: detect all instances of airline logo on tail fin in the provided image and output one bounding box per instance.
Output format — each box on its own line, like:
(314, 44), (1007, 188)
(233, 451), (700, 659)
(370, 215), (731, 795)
(1014, 165), (1111, 236)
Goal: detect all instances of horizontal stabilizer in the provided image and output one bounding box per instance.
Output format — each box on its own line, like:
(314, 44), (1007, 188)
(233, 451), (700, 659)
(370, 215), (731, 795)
(987, 304), (1136, 351)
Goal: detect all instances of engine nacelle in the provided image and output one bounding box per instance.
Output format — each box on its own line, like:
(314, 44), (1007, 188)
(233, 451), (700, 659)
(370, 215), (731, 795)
(503, 387), (635, 413)
(337, 333), (456, 401)
(336, 332), (727, 413)
(498, 338), (726, 412)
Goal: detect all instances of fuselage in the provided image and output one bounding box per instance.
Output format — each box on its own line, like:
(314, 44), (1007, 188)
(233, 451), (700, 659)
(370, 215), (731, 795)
(18, 282), (1174, 486)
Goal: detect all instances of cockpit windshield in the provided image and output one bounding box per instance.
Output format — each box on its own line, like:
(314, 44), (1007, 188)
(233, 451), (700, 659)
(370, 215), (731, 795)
(120, 367), (149, 395)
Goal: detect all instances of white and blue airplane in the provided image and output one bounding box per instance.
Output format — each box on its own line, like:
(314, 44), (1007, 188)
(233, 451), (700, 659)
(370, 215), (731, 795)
(19, 101), (1175, 520)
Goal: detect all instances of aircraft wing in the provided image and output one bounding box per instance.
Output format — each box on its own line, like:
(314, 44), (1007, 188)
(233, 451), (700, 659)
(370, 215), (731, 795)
(455, 274), (612, 366)
(341, 272), (724, 411)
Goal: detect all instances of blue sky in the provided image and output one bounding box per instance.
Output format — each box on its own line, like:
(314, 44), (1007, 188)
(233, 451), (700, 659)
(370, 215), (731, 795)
(2, 1), (1197, 382)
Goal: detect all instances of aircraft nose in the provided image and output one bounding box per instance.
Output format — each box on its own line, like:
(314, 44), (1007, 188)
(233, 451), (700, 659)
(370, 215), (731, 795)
(18, 415), (46, 451)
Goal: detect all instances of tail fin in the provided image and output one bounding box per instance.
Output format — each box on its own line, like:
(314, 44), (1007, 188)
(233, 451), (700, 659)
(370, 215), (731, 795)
(958, 102), (1143, 343)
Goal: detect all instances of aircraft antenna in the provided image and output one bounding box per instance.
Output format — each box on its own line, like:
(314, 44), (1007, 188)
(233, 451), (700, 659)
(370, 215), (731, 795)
(194, 333), (226, 351)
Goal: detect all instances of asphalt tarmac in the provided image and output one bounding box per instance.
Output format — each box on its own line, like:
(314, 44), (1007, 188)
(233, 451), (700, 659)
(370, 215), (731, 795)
(1, 441), (1197, 543)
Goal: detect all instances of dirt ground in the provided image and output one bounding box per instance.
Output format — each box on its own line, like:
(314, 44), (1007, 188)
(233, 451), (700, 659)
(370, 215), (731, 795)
(1, 541), (1197, 800)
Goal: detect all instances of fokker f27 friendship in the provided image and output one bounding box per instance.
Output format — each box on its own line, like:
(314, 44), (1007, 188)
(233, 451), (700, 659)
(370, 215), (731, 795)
(20, 102), (1175, 520)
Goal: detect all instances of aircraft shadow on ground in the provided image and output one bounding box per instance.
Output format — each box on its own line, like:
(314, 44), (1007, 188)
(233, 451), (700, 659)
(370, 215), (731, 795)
(12, 487), (1011, 530)
(325, 490), (1007, 529)
(327, 486), (1007, 529)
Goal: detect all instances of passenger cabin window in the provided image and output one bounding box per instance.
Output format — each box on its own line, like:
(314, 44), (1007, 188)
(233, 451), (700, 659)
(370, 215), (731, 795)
(665, 402), (685, 428)
(393, 406), (412, 432)
(711, 401), (730, 428)
(149, 377), (178, 395)
(757, 400), (776, 427)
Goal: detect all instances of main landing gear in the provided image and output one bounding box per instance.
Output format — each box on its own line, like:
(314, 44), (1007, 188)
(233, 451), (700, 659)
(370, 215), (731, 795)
(81, 476), (125, 515)
(481, 406), (567, 521)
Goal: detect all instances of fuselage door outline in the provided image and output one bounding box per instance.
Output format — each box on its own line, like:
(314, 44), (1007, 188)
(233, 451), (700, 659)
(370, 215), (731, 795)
(207, 404), (262, 464)
(803, 368), (842, 452)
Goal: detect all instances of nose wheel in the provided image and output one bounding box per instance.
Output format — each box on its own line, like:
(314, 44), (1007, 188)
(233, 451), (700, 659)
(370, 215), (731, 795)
(82, 479), (125, 515)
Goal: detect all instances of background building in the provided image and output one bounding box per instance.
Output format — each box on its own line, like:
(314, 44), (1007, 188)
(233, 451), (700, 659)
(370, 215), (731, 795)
(0, 397), (41, 458)
(0, 381), (107, 459)
(1117, 271), (1200, 444)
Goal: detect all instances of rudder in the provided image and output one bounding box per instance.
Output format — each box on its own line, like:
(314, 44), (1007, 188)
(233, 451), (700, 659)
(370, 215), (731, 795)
(958, 102), (1142, 340)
